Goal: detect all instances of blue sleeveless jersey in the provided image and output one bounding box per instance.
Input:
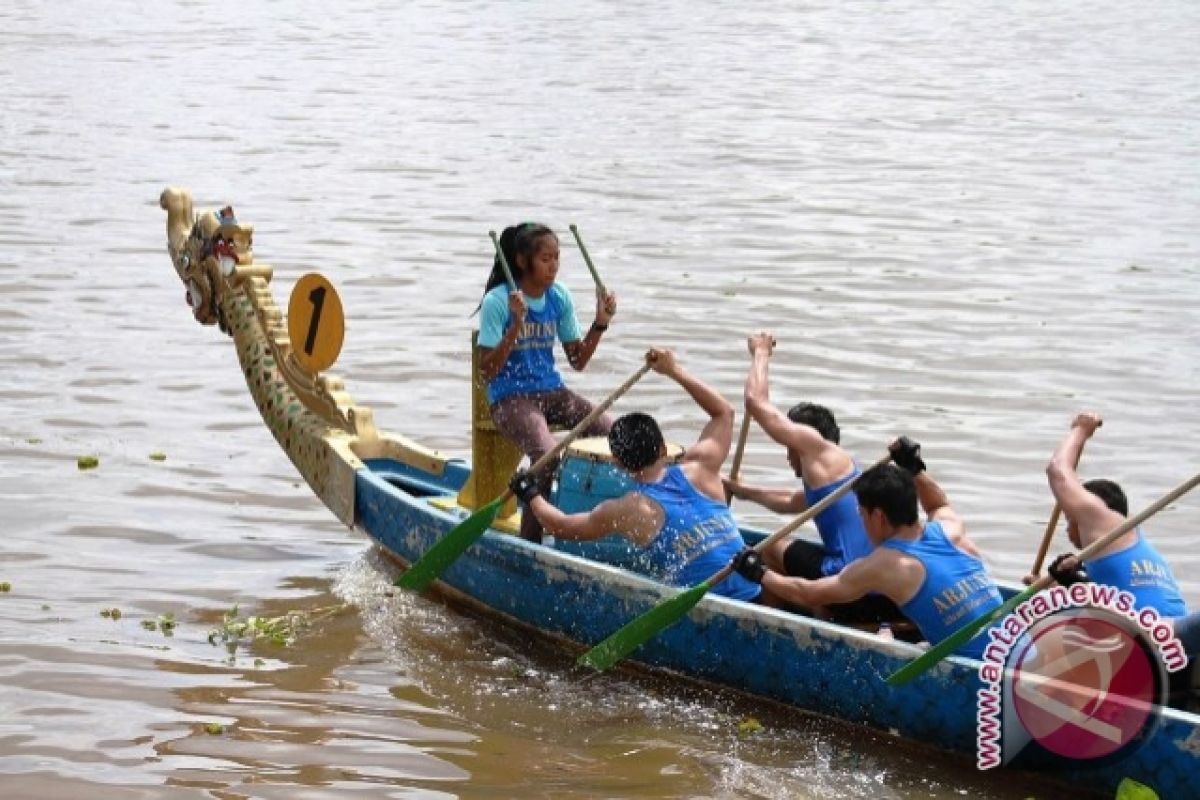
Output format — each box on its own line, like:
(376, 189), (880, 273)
(882, 521), (1002, 659)
(484, 284), (568, 405)
(636, 466), (761, 602)
(1085, 529), (1187, 618)
(805, 467), (875, 576)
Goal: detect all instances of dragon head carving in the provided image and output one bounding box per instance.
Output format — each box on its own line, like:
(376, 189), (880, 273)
(160, 187), (255, 332)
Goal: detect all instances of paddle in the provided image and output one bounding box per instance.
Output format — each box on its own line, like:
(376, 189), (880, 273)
(568, 224), (607, 296)
(489, 229), (519, 291)
(578, 452), (895, 672)
(725, 413), (752, 504)
(886, 471), (1200, 686)
(1028, 429), (1096, 579)
(395, 360), (652, 592)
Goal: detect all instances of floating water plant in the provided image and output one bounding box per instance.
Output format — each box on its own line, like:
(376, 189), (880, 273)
(736, 717), (764, 736)
(206, 603), (346, 657)
(149, 452), (167, 462)
(77, 455), (99, 470)
(0, 582), (11, 593)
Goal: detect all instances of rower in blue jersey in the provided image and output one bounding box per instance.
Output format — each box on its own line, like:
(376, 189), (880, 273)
(511, 348), (766, 604)
(1041, 412), (1198, 657)
(731, 441), (1003, 660)
(722, 331), (891, 623)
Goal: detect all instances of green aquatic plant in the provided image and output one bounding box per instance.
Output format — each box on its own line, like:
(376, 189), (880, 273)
(77, 455), (99, 470)
(0, 582), (11, 593)
(149, 452), (167, 462)
(203, 722), (225, 735)
(206, 603), (347, 658)
(100, 607), (122, 620)
(736, 717), (764, 737)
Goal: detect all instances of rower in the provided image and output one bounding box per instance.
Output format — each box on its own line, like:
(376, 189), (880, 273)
(723, 331), (894, 624)
(509, 348), (768, 604)
(1040, 411), (1198, 661)
(731, 440), (1003, 659)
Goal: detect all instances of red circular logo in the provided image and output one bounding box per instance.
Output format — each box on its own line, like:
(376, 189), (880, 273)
(1011, 614), (1157, 760)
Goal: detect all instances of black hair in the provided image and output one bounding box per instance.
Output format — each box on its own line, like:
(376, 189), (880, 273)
(1084, 479), (1128, 516)
(608, 412), (665, 473)
(786, 402), (840, 444)
(854, 464), (918, 527)
(482, 222), (557, 295)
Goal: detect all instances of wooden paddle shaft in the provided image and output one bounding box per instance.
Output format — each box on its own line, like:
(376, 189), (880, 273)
(1027, 471), (1200, 593)
(725, 413), (753, 505)
(729, 413), (752, 483)
(1030, 434), (1092, 576)
(709, 451), (894, 586)
(488, 230), (518, 291)
(568, 224), (607, 296)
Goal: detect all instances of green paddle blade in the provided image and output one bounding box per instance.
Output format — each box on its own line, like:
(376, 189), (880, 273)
(394, 498), (502, 592)
(1116, 778), (1160, 800)
(885, 583), (1039, 686)
(578, 580), (713, 672)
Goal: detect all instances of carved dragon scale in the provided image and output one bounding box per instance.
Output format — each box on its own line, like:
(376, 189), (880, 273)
(159, 188), (445, 526)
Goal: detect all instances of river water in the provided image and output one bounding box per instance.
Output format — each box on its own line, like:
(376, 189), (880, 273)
(2, 1), (1198, 798)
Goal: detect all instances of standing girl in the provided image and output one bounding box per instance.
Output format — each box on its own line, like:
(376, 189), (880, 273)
(477, 222), (619, 542)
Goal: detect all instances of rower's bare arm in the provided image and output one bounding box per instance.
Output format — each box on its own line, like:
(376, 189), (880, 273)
(914, 471), (963, 531)
(533, 494), (661, 546)
(724, 479), (808, 514)
(650, 348), (734, 471)
(530, 495), (627, 542)
(1046, 414), (1118, 537)
(762, 559), (874, 607)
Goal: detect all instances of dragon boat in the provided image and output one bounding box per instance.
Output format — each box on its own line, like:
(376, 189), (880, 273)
(159, 188), (1200, 799)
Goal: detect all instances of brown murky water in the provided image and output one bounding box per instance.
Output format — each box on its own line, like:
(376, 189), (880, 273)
(1, 1), (1198, 797)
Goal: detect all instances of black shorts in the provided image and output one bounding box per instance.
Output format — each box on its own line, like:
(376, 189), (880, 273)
(781, 539), (903, 625)
(782, 538), (827, 580)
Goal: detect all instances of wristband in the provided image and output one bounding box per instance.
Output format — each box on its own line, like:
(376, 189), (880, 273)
(591, 322), (608, 332)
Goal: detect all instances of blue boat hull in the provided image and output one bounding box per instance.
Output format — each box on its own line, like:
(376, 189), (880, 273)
(356, 458), (1200, 798)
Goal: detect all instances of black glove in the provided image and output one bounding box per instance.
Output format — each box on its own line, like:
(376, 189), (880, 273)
(891, 436), (926, 475)
(1047, 553), (1089, 587)
(509, 469), (540, 504)
(731, 548), (767, 584)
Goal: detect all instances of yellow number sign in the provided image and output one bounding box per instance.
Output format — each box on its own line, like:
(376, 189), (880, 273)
(287, 273), (344, 374)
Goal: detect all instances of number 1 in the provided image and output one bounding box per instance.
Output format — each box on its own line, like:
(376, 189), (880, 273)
(304, 285), (326, 356)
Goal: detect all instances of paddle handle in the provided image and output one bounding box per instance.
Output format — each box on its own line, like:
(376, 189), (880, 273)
(568, 224), (607, 296)
(489, 230), (518, 291)
(1029, 435), (1092, 576)
(710, 451), (894, 585)
(526, 361), (653, 479)
(726, 413), (753, 504)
